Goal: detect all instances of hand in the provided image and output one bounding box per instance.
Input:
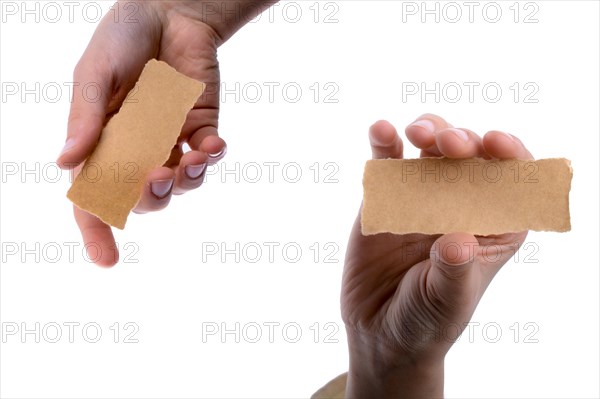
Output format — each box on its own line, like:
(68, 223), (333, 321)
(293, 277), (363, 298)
(56, 1), (273, 266)
(342, 114), (534, 397)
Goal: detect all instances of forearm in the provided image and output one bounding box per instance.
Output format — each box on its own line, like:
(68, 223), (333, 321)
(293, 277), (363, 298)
(345, 333), (444, 398)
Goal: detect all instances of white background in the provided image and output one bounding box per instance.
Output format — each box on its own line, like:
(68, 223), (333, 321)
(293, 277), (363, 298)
(1, 0), (599, 398)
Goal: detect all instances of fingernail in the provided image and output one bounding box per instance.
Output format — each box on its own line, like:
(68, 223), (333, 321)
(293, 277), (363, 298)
(448, 128), (469, 142)
(185, 163), (206, 179)
(208, 147), (226, 159)
(150, 179), (174, 199)
(59, 138), (76, 158)
(409, 119), (435, 134)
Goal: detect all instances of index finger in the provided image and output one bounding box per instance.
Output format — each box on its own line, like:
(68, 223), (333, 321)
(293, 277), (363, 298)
(57, 60), (112, 169)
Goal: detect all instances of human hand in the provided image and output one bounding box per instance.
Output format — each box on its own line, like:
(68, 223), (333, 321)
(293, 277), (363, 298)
(56, 1), (273, 266)
(342, 114), (534, 397)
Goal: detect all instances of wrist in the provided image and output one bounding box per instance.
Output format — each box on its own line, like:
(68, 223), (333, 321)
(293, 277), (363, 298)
(345, 330), (445, 398)
(346, 359), (444, 399)
(154, 0), (278, 45)
(210, 0), (280, 42)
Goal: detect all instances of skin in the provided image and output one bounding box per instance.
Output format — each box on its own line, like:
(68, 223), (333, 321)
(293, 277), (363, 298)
(56, 2), (536, 395)
(342, 114), (534, 397)
(56, 1), (275, 266)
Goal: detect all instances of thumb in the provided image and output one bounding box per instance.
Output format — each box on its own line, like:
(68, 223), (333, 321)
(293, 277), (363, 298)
(56, 59), (112, 169)
(427, 233), (480, 310)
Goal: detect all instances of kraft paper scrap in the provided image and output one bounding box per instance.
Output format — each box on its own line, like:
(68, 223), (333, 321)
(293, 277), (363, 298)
(67, 59), (205, 229)
(361, 157), (572, 236)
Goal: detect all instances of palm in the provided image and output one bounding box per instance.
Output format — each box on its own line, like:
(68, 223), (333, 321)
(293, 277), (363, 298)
(342, 212), (527, 354)
(157, 13), (221, 163)
(100, 9), (221, 165)
(342, 215), (443, 354)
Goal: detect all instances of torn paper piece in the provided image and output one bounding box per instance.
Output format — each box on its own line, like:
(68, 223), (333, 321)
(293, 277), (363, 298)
(361, 157), (572, 236)
(67, 59), (205, 229)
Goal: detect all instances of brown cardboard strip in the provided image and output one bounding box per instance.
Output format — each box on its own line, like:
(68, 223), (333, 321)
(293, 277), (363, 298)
(67, 59), (205, 229)
(361, 158), (572, 236)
